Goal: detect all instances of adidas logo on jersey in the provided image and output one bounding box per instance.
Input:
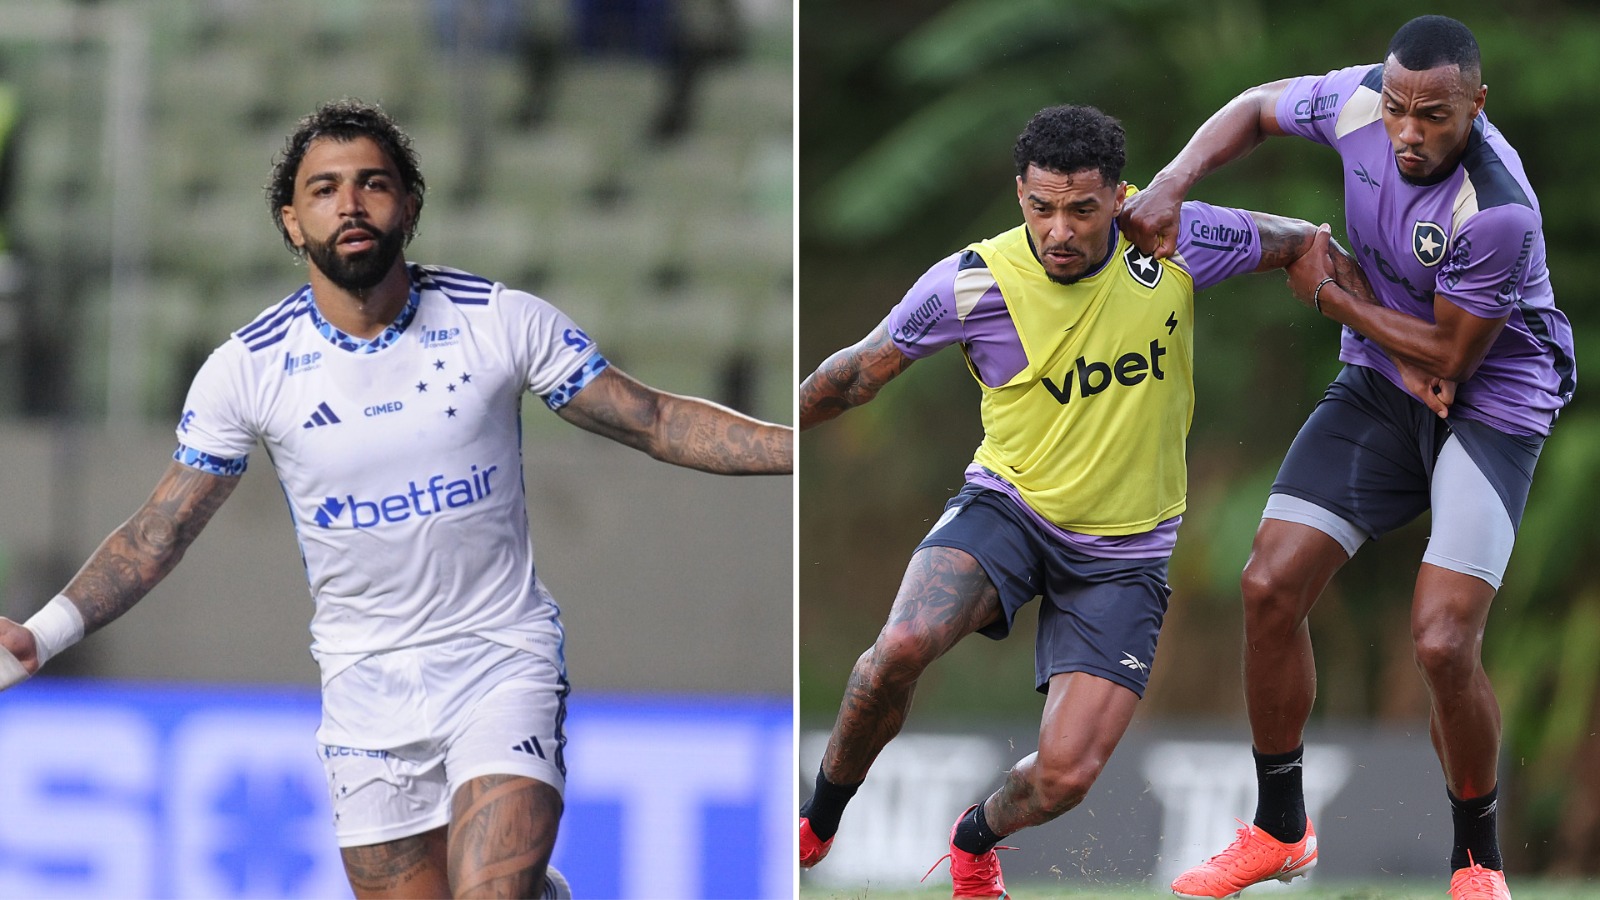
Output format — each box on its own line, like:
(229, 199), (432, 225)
(302, 402), (342, 429)
(512, 736), (547, 758)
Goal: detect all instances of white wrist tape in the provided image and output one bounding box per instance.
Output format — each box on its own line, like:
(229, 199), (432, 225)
(25, 595), (85, 668)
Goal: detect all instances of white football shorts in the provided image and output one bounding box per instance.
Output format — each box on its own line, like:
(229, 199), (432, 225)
(317, 633), (569, 848)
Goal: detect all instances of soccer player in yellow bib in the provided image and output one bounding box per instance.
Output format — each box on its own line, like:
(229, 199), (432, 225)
(798, 105), (1350, 897)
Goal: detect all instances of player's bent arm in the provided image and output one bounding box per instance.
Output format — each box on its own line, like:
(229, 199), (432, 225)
(798, 318), (914, 431)
(0, 461), (239, 685)
(556, 366), (793, 474)
(1289, 227), (1506, 382)
(1321, 288), (1508, 382)
(1122, 79), (1294, 258)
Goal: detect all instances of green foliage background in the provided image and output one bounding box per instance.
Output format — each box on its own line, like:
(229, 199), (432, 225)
(797, 0), (1600, 873)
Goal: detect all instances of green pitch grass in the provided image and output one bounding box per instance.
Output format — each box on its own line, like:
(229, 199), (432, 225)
(800, 881), (1600, 899)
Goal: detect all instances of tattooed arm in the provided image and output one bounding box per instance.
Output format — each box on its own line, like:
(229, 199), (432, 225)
(556, 366), (792, 474)
(1248, 210), (1318, 273)
(798, 318), (914, 431)
(0, 462), (240, 674)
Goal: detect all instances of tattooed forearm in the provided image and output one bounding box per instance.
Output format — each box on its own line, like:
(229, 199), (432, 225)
(65, 462), (239, 634)
(1249, 211), (1319, 272)
(799, 321), (912, 431)
(655, 396), (793, 474)
(558, 367), (793, 474)
(1327, 233), (1380, 305)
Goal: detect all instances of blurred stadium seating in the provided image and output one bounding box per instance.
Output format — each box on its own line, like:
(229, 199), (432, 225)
(0, 0), (792, 425)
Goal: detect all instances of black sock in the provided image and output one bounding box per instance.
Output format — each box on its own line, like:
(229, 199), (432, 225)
(799, 769), (860, 842)
(1252, 745), (1307, 843)
(1450, 786), (1502, 870)
(951, 801), (1004, 855)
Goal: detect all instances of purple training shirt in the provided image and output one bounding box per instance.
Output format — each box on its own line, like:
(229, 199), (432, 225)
(885, 201), (1263, 558)
(1275, 63), (1575, 436)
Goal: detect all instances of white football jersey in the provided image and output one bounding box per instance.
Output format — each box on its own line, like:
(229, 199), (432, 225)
(175, 264), (606, 678)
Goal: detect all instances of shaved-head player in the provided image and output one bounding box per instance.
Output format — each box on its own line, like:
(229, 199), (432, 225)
(1122, 16), (1572, 900)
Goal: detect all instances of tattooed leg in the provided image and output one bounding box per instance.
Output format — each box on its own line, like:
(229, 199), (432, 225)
(983, 671), (1140, 836)
(340, 827), (450, 900)
(448, 774), (562, 899)
(819, 546), (1001, 784)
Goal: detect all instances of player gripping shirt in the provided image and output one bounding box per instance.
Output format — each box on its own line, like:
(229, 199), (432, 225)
(882, 198), (1261, 693)
(176, 263), (602, 844)
(1262, 64), (1574, 586)
(1275, 63), (1573, 437)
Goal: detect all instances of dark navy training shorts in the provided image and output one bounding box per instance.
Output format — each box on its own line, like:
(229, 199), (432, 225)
(916, 482), (1171, 697)
(1271, 365), (1543, 539)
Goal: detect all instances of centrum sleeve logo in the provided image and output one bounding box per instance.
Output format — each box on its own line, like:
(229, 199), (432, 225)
(1187, 220), (1253, 253)
(892, 294), (946, 346)
(1293, 91), (1340, 124)
(312, 463), (500, 528)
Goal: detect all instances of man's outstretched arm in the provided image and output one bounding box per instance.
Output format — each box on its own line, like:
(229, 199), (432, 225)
(556, 366), (792, 474)
(1121, 79), (1295, 258)
(0, 461), (240, 682)
(798, 318), (914, 431)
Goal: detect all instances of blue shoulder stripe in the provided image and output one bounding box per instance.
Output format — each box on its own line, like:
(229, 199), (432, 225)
(238, 287), (314, 351)
(420, 266), (495, 305)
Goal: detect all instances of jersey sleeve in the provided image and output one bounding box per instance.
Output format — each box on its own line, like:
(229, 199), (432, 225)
(1274, 64), (1375, 147)
(1437, 203), (1542, 318)
(1172, 201), (1263, 291)
(173, 341), (256, 476)
(500, 287), (608, 410)
(886, 252), (970, 360)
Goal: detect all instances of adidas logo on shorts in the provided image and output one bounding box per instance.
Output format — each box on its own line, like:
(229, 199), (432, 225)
(512, 736), (547, 758)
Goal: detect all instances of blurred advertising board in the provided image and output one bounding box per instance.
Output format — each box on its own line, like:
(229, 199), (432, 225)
(800, 721), (1446, 888)
(0, 680), (791, 899)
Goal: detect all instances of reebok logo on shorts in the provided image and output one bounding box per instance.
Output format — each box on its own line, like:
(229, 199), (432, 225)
(512, 736), (546, 759)
(1119, 652), (1149, 674)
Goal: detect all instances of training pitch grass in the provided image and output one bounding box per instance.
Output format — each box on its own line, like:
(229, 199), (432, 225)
(800, 881), (1600, 899)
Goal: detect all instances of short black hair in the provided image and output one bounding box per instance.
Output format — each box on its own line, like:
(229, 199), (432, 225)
(267, 98), (426, 254)
(1387, 15), (1480, 77)
(1013, 105), (1125, 186)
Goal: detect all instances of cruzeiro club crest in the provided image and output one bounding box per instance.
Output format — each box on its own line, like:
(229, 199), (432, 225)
(1123, 243), (1162, 288)
(1413, 220), (1447, 267)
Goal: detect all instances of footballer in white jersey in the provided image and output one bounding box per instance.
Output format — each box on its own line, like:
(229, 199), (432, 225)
(0, 100), (792, 900)
(178, 264), (591, 678)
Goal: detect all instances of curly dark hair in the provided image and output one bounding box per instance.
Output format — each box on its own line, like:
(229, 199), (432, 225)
(266, 98), (426, 255)
(1013, 105), (1126, 186)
